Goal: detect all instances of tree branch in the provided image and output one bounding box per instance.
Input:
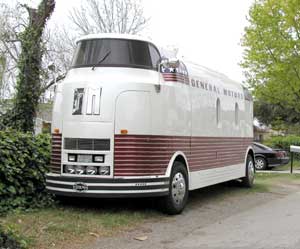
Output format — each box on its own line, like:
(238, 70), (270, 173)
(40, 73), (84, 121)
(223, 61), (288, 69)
(42, 73), (66, 92)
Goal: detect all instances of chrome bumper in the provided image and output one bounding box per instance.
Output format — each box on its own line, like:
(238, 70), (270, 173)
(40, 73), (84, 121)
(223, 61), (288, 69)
(46, 173), (169, 198)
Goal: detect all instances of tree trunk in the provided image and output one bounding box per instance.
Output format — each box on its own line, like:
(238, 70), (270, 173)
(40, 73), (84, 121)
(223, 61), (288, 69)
(12, 0), (55, 132)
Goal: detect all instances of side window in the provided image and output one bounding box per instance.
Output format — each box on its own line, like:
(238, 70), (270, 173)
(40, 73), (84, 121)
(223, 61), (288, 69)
(149, 44), (161, 69)
(128, 40), (152, 67)
(216, 98), (221, 125)
(235, 103), (239, 126)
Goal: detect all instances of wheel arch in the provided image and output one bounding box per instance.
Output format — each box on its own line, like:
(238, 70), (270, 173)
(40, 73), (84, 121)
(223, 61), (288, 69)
(246, 146), (255, 162)
(255, 153), (267, 160)
(165, 151), (190, 178)
(245, 146), (255, 175)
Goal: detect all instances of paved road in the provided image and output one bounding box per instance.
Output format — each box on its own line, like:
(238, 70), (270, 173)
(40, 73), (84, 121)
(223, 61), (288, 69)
(174, 191), (300, 249)
(90, 182), (300, 249)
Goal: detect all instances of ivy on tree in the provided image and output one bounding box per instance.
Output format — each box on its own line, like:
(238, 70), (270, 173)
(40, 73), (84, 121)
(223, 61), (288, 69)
(3, 0), (55, 132)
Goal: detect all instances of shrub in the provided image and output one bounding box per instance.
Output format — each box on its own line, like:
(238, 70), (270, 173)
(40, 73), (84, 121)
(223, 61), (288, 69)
(264, 135), (300, 159)
(0, 225), (28, 249)
(0, 130), (53, 214)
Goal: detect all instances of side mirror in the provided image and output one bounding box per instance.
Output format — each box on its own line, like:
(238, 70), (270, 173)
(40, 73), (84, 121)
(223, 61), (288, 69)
(158, 57), (180, 72)
(157, 57), (168, 72)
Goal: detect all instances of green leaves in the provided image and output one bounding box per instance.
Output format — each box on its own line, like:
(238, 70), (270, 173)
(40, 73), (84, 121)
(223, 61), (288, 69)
(265, 135), (300, 159)
(241, 0), (300, 124)
(0, 130), (53, 214)
(0, 224), (28, 249)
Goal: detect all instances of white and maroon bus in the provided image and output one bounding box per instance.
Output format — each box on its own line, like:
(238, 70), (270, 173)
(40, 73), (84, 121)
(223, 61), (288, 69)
(46, 33), (254, 214)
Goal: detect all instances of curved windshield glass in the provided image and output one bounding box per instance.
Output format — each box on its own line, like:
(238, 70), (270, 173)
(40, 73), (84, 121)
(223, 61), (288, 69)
(71, 38), (161, 70)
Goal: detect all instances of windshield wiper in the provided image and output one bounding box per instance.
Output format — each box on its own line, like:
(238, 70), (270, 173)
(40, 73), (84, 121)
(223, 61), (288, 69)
(92, 51), (111, 70)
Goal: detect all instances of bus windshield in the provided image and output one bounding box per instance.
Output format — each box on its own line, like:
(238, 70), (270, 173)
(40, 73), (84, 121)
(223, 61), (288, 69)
(71, 38), (161, 70)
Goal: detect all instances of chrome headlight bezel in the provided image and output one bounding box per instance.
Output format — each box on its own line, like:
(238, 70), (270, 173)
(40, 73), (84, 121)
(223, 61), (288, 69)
(68, 154), (77, 162)
(65, 165), (76, 174)
(75, 165), (85, 175)
(99, 166), (110, 175)
(93, 155), (105, 163)
(86, 166), (98, 175)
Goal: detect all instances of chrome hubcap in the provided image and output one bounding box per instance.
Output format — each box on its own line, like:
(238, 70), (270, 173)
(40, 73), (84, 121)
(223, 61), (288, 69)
(171, 172), (186, 205)
(255, 159), (265, 169)
(248, 160), (255, 182)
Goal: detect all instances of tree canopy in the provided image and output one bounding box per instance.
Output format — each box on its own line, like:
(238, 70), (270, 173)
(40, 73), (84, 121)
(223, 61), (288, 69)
(241, 0), (300, 127)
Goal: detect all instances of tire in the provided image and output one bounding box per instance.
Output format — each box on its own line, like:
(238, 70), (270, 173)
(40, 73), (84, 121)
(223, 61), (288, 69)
(255, 156), (267, 170)
(161, 161), (189, 215)
(242, 155), (255, 188)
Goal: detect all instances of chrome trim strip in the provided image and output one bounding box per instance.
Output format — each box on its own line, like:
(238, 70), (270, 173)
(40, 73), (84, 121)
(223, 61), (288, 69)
(46, 179), (169, 187)
(46, 186), (168, 194)
(46, 173), (167, 179)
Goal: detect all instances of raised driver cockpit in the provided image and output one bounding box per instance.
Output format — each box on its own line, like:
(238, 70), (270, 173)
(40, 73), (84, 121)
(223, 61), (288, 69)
(71, 38), (161, 70)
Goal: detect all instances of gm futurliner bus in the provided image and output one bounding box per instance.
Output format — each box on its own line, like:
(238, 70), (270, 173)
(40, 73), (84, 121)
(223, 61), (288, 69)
(46, 33), (254, 214)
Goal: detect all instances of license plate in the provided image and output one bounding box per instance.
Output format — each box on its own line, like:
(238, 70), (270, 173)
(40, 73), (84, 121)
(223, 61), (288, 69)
(73, 182), (88, 192)
(78, 154), (92, 163)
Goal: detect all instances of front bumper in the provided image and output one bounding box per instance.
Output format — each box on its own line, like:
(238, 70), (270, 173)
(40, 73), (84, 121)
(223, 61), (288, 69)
(268, 158), (290, 167)
(46, 173), (169, 198)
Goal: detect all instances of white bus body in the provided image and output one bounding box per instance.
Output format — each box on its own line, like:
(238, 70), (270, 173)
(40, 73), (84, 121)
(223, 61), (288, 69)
(46, 34), (254, 214)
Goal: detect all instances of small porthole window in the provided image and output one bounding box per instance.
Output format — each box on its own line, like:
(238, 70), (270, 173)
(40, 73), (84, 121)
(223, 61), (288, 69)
(216, 98), (221, 125)
(235, 103), (239, 126)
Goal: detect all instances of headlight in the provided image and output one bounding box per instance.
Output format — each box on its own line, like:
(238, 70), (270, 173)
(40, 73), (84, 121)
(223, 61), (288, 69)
(86, 166), (98, 175)
(75, 165), (85, 175)
(100, 166), (110, 175)
(68, 154), (77, 162)
(93, 155), (104, 163)
(65, 165), (75, 174)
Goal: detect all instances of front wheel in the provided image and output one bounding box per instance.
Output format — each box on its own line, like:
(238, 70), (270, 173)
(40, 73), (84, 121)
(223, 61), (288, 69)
(161, 161), (189, 215)
(241, 155), (255, 188)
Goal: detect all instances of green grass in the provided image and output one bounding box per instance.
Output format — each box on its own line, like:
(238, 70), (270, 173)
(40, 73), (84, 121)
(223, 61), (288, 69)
(255, 172), (300, 187)
(0, 204), (159, 249)
(226, 173), (300, 195)
(247, 181), (270, 193)
(274, 159), (300, 171)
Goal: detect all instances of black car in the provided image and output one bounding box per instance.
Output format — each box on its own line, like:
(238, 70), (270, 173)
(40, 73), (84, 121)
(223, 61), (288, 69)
(252, 142), (290, 170)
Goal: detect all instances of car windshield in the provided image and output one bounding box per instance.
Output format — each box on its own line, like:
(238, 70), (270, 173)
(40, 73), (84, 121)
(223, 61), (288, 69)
(71, 38), (161, 70)
(253, 143), (273, 151)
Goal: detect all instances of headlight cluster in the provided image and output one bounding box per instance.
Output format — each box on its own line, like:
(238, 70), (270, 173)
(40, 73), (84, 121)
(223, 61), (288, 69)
(64, 165), (110, 175)
(68, 154), (105, 163)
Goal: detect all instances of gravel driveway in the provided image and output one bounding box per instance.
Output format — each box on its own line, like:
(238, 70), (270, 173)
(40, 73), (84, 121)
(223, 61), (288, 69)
(89, 180), (300, 249)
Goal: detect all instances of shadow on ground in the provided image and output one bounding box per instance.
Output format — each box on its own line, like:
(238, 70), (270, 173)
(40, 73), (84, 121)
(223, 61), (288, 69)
(55, 180), (245, 214)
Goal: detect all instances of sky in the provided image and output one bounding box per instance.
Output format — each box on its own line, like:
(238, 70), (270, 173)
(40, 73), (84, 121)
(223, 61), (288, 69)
(142, 0), (254, 83)
(4, 0), (254, 83)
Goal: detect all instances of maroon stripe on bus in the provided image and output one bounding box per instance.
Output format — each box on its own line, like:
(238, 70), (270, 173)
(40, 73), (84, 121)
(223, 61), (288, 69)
(114, 135), (253, 176)
(162, 73), (190, 84)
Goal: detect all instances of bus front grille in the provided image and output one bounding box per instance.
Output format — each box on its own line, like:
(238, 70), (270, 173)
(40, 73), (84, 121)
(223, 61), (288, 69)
(64, 138), (110, 151)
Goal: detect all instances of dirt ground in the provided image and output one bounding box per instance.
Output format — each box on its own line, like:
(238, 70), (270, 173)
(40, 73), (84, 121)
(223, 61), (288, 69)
(87, 176), (300, 249)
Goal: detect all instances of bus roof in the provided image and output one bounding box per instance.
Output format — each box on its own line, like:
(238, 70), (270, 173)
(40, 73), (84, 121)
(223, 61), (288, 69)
(184, 60), (244, 89)
(76, 33), (153, 44)
(76, 33), (244, 89)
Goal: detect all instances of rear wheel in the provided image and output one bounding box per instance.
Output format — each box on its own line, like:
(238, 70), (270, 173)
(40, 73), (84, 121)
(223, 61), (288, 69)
(255, 156), (267, 170)
(242, 155), (255, 188)
(161, 161), (189, 215)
